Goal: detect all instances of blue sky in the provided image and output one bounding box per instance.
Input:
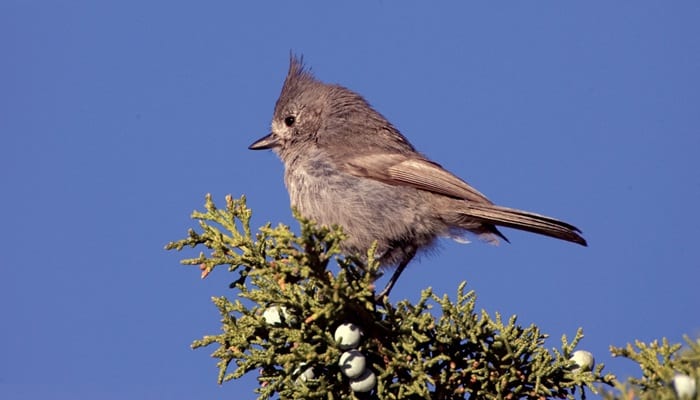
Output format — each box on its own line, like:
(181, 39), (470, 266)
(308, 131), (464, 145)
(2, 2), (699, 399)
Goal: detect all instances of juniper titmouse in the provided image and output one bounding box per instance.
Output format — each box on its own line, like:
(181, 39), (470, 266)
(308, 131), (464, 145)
(250, 56), (586, 297)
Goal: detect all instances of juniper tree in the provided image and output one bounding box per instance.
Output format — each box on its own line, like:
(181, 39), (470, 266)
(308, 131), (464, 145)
(165, 195), (697, 400)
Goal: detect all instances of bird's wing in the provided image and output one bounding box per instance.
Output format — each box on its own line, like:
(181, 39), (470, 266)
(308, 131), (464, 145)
(341, 153), (494, 204)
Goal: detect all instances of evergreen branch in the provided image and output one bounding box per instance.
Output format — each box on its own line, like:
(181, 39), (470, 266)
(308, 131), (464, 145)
(166, 195), (694, 400)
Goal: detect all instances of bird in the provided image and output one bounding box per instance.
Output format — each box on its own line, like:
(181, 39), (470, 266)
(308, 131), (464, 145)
(249, 55), (586, 298)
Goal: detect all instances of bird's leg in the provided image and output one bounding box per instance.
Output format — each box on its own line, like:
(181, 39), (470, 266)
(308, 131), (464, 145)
(375, 248), (416, 301)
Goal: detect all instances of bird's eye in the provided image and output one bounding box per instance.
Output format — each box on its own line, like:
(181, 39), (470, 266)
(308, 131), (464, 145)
(284, 116), (296, 127)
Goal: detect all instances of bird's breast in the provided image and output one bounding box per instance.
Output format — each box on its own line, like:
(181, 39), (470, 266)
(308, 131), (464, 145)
(283, 155), (444, 260)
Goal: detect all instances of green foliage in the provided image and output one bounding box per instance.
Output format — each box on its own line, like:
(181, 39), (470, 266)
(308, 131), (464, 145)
(165, 195), (693, 399)
(602, 337), (700, 400)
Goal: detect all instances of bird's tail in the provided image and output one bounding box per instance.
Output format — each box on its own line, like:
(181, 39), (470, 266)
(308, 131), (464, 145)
(462, 204), (587, 246)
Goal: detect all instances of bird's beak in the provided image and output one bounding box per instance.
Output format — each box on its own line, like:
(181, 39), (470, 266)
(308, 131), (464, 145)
(248, 133), (279, 150)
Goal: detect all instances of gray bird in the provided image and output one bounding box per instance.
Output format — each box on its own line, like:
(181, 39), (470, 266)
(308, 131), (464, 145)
(250, 56), (586, 297)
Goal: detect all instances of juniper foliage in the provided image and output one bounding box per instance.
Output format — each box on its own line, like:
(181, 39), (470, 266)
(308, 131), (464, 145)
(165, 195), (694, 399)
(603, 337), (700, 400)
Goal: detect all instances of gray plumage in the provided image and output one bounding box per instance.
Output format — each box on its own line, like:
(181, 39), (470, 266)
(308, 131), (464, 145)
(250, 56), (586, 295)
